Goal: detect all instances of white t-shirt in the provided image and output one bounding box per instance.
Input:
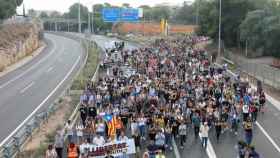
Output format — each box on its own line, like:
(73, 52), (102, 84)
(118, 136), (128, 142)
(96, 123), (105, 133)
(200, 125), (209, 138)
(131, 122), (138, 135)
(80, 143), (90, 154)
(93, 136), (105, 146)
(243, 105), (249, 113)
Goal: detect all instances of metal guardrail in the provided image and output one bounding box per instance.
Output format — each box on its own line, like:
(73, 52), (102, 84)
(64, 33), (103, 131)
(0, 32), (88, 158)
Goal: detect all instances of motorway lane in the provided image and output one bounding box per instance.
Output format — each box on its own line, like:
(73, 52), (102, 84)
(99, 36), (280, 158)
(0, 33), (85, 144)
(84, 34), (280, 158)
(90, 35), (176, 158)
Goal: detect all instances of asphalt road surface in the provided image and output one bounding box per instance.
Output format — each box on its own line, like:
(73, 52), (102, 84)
(64, 33), (280, 158)
(0, 33), (86, 145)
(92, 35), (280, 158)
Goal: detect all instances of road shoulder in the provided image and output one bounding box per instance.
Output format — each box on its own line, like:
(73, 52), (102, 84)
(0, 41), (46, 78)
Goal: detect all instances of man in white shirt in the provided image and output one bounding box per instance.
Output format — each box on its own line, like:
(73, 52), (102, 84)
(118, 131), (129, 142)
(93, 134), (105, 146)
(131, 119), (138, 136)
(80, 139), (90, 155)
(200, 122), (209, 148)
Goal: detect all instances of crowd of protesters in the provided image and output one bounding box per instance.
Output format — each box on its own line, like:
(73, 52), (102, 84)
(45, 35), (263, 158)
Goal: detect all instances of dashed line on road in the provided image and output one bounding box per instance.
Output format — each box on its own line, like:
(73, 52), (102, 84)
(172, 137), (181, 158)
(46, 67), (54, 73)
(0, 55), (81, 147)
(256, 122), (280, 153)
(216, 63), (280, 154)
(199, 133), (217, 158)
(0, 39), (57, 89)
(20, 82), (34, 94)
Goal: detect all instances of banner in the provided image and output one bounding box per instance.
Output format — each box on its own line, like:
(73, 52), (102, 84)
(85, 139), (136, 158)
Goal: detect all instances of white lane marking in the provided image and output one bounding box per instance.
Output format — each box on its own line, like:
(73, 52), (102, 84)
(0, 39), (57, 89)
(46, 67), (54, 73)
(256, 122), (280, 153)
(20, 82), (34, 94)
(0, 55), (81, 147)
(172, 137), (181, 158)
(216, 62), (280, 112)
(199, 134), (217, 158)
(266, 95), (280, 112)
(215, 63), (280, 153)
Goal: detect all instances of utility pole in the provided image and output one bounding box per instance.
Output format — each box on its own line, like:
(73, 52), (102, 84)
(245, 40), (248, 57)
(92, 7), (94, 33)
(78, 0), (81, 33)
(218, 0), (222, 62)
(196, 0), (199, 25)
(88, 12), (90, 32)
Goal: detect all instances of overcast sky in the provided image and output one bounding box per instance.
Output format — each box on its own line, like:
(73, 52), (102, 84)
(17, 0), (193, 13)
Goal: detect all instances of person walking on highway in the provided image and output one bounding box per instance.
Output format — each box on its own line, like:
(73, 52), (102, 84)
(54, 130), (64, 158)
(155, 129), (166, 152)
(65, 120), (74, 143)
(242, 104), (250, 121)
(67, 142), (80, 158)
(200, 122), (209, 148)
(79, 103), (87, 127)
(192, 112), (201, 139)
(215, 119), (222, 143)
(164, 123), (173, 150)
(243, 118), (253, 145)
(178, 121), (187, 148)
(45, 144), (58, 158)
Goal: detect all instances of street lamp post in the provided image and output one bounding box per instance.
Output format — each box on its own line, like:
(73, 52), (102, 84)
(196, 0), (200, 26)
(218, 0), (222, 62)
(78, 0), (81, 33)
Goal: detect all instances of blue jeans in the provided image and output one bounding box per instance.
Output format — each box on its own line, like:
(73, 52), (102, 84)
(245, 131), (253, 145)
(201, 137), (208, 148)
(165, 133), (172, 148)
(139, 125), (146, 137)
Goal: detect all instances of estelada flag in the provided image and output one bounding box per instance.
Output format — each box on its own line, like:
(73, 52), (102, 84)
(105, 115), (117, 137)
(106, 115), (124, 137)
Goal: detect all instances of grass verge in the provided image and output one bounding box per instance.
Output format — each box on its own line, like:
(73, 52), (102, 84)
(71, 41), (100, 90)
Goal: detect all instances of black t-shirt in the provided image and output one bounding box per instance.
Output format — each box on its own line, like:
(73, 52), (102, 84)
(79, 107), (87, 117)
(88, 106), (97, 118)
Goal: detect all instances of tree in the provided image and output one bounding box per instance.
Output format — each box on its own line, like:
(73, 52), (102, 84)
(174, 1), (195, 24)
(240, 5), (280, 57)
(68, 3), (89, 22)
(0, 0), (23, 19)
(93, 4), (104, 15)
(49, 11), (61, 18)
(104, 3), (111, 8)
(122, 3), (130, 8)
(28, 9), (36, 17)
(39, 12), (49, 18)
(91, 3), (112, 32)
(197, 0), (255, 47)
(150, 5), (171, 21)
